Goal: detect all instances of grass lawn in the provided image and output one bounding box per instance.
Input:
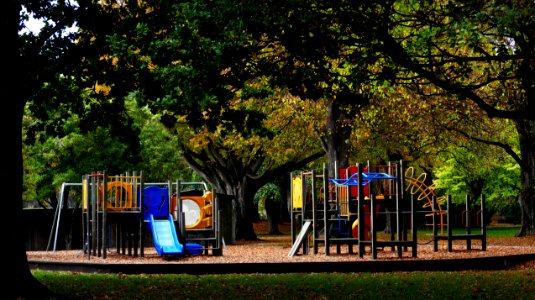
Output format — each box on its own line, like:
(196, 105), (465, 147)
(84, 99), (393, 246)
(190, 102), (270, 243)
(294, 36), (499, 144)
(417, 224), (520, 238)
(33, 268), (535, 300)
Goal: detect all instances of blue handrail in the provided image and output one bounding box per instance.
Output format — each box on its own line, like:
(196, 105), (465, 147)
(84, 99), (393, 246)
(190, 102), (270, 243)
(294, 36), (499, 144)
(329, 172), (396, 186)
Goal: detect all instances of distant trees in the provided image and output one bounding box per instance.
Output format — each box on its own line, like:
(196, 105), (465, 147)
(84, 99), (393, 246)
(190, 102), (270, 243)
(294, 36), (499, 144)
(434, 138), (521, 222)
(22, 98), (199, 209)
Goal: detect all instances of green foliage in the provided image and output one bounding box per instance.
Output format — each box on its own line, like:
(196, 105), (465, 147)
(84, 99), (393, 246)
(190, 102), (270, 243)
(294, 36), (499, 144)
(105, 1), (275, 135)
(22, 97), (198, 208)
(125, 98), (196, 183)
(254, 183), (282, 220)
(254, 183), (282, 204)
(433, 145), (520, 221)
(483, 164), (521, 222)
(23, 107), (135, 208)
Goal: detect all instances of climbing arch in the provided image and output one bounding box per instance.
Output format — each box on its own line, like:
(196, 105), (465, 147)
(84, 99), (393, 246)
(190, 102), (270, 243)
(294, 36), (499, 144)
(404, 167), (446, 230)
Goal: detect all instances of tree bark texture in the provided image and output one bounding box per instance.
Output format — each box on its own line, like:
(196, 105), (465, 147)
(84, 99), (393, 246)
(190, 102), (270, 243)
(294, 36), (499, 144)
(516, 119), (535, 236)
(5, 1), (57, 298)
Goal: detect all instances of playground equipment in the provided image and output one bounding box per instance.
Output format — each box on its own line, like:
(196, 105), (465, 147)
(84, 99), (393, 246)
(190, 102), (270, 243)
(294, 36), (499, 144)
(149, 214), (203, 256)
(47, 182), (82, 252)
(404, 167), (446, 230)
(289, 160), (487, 259)
(82, 172), (144, 259)
(143, 181), (222, 256)
(48, 172), (223, 258)
(403, 167), (486, 251)
(432, 194), (487, 252)
(171, 183), (214, 230)
(289, 161), (417, 259)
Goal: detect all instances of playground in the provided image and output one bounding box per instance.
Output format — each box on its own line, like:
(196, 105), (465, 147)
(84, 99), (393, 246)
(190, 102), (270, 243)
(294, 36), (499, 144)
(28, 163), (535, 271)
(288, 160), (488, 259)
(47, 171), (224, 260)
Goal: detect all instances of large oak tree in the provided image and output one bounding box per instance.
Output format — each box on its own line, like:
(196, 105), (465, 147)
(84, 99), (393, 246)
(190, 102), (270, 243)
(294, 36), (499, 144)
(8, 0), (65, 297)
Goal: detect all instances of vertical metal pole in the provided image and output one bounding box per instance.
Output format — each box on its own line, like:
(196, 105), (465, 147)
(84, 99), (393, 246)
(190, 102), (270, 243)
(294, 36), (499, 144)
(432, 196), (438, 252)
(301, 172), (308, 254)
(168, 181), (173, 219)
(466, 194), (471, 250)
(368, 161), (374, 257)
(389, 163), (395, 245)
(323, 164), (329, 256)
(311, 170), (317, 254)
(400, 161), (408, 251)
(96, 174), (101, 258)
(396, 162), (402, 252)
(83, 176), (90, 258)
(124, 172), (133, 257)
(411, 193), (417, 257)
(371, 194), (377, 259)
(49, 182), (65, 252)
(177, 180), (185, 243)
(358, 163), (365, 257)
(481, 194), (486, 250)
(138, 171), (144, 257)
(214, 189), (221, 253)
(102, 174), (107, 259)
(91, 175), (97, 257)
(395, 162), (402, 257)
(290, 172), (295, 245)
(447, 195), (453, 252)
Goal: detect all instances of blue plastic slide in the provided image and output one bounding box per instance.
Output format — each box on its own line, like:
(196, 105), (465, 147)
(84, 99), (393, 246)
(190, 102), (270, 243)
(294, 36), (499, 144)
(149, 214), (203, 256)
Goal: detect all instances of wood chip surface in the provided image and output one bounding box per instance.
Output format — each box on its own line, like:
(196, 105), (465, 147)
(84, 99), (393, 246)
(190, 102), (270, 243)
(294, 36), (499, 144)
(27, 222), (535, 269)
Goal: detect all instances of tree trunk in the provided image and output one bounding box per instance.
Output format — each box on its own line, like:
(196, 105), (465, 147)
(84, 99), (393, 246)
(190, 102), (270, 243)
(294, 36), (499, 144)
(234, 187), (258, 240)
(265, 198), (281, 234)
(5, 1), (58, 298)
(516, 120), (535, 236)
(279, 177), (291, 223)
(251, 200), (261, 223)
(323, 95), (360, 178)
